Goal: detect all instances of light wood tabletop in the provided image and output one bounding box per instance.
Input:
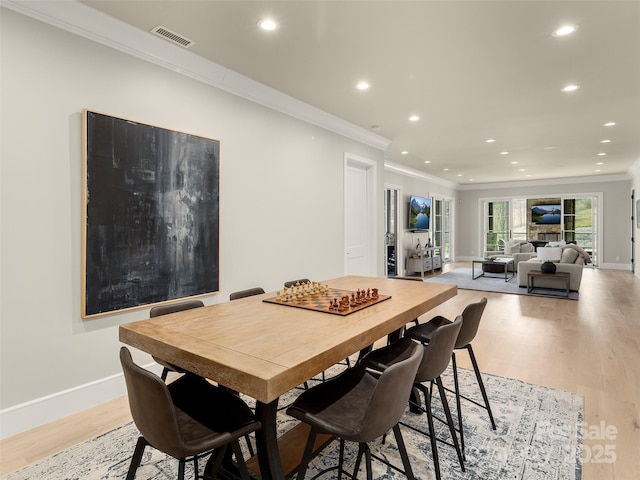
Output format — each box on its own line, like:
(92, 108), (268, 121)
(119, 275), (457, 479)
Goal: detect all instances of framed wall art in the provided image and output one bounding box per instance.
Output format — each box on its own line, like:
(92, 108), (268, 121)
(82, 110), (219, 318)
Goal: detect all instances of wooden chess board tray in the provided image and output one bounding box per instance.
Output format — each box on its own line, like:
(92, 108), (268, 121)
(263, 287), (391, 316)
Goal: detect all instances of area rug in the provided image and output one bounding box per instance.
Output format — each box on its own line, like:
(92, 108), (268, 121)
(425, 268), (579, 300)
(3, 366), (583, 480)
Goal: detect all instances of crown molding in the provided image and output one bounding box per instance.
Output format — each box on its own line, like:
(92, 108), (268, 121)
(457, 173), (632, 191)
(1, 0), (391, 151)
(384, 161), (459, 190)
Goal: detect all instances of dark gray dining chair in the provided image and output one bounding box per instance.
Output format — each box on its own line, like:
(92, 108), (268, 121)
(120, 347), (261, 480)
(149, 299), (205, 380)
(283, 278), (311, 288)
(405, 297), (495, 457)
(229, 287), (265, 300)
(287, 340), (424, 480)
(360, 316), (465, 480)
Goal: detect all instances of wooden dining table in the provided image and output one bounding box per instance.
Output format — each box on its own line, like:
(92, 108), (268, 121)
(119, 275), (457, 479)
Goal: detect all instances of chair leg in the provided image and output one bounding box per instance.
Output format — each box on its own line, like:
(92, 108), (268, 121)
(435, 376), (465, 471)
(178, 458), (186, 480)
(230, 439), (251, 480)
(161, 367), (169, 381)
(296, 428), (317, 480)
(244, 434), (255, 456)
(126, 437), (148, 480)
(337, 438), (345, 480)
(451, 352), (465, 459)
(364, 443), (373, 480)
(193, 455), (198, 480)
(467, 345), (496, 430)
(422, 384), (442, 480)
(352, 443), (365, 479)
(392, 424), (415, 480)
(203, 444), (228, 479)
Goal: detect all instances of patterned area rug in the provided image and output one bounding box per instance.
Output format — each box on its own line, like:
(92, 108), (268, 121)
(3, 366), (583, 480)
(425, 268), (579, 300)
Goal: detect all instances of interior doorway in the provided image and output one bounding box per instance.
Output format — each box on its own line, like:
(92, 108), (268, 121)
(344, 153), (377, 276)
(384, 187), (400, 277)
(632, 189), (636, 274)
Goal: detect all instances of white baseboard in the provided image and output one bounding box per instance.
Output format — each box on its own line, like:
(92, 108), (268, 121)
(0, 362), (161, 440)
(599, 262), (632, 270)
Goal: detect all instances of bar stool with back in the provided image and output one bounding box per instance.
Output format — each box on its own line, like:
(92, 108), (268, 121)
(359, 316), (465, 480)
(404, 297), (496, 458)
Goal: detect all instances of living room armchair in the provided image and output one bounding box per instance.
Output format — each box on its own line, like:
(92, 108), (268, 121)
(484, 240), (537, 271)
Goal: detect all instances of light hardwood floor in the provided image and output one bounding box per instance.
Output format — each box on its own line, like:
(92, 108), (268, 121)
(1, 263), (639, 479)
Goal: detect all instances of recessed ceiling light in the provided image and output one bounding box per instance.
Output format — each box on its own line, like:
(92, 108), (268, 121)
(597, 152), (607, 156)
(603, 122), (616, 127)
(510, 161), (519, 165)
(552, 24), (579, 37)
(519, 169), (526, 172)
(258, 18), (279, 31)
(486, 138), (496, 143)
(457, 174), (463, 177)
(443, 168), (449, 171)
(356, 81), (370, 90)
(596, 162), (604, 165)
(469, 179), (474, 182)
(401, 151), (408, 155)
(595, 169), (601, 172)
(409, 115), (420, 122)
(561, 84), (580, 92)
(600, 139), (611, 143)
(424, 160), (431, 164)
(500, 151), (509, 155)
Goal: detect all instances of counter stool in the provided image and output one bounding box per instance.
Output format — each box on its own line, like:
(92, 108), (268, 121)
(360, 317), (465, 480)
(404, 297), (495, 458)
(287, 340), (423, 480)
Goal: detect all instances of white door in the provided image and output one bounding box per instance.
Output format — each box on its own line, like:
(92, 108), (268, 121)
(344, 154), (376, 276)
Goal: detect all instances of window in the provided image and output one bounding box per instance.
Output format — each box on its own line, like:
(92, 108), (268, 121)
(563, 197), (597, 266)
(485, 201), (509, 251)
(433, 198), (452, 261)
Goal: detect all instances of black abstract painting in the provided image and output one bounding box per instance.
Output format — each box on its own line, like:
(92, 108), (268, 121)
(82, 110), (219, 317)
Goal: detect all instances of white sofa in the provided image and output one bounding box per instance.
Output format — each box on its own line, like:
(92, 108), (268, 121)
(517, 245), (590, 291)
(484, 240), (537, 272)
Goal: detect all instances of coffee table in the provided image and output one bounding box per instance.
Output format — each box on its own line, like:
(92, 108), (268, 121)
(472, 258), (514, 282)
(527, 270), (570, 298)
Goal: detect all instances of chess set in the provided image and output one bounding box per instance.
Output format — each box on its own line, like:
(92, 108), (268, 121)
(263, 280), (391, 316)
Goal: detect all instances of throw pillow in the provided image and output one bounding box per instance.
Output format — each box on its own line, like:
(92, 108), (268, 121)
(504, 242), (521, 254)
(520, 243), (534, 253)
(560, 248), (579, 264)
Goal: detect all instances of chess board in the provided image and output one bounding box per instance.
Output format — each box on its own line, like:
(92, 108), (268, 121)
(263, 287), (391, 316)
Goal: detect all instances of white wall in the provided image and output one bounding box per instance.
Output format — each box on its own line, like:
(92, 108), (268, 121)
(0, 8), (384, 435)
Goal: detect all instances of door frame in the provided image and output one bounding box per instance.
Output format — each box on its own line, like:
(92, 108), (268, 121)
(384, 183), (403, 277)
(344, 153), (377, 276)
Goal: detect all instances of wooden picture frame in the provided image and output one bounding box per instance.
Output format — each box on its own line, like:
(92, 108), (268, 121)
(82, 110), (219, 318)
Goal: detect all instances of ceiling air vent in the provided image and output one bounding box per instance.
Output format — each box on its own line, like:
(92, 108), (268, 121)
(150, 25), (195, 48)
